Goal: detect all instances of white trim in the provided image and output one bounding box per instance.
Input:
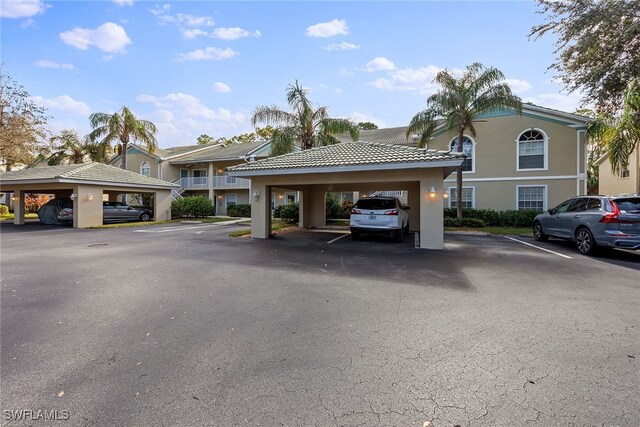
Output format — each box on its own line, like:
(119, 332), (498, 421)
(447, 186), (475, 208)
(516, 184), (547, 211)
(163, 143), (225, 161)
(225, 193), (237, 208)
(0, 178), (178, 190)
(158, 162), (162, 180)
(285, 191), (298, 203)
(229, 159), (463, 177)
(516, 128), (548, 172)
(444, 174), (586, 183)
(449, 135), (476, 174)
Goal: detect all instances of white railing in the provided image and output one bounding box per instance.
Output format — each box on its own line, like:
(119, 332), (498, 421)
(177, 176), (250, 190)
(370, 191), (407, 197)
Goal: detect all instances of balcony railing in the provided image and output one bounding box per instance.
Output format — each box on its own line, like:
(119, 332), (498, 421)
(178, 176), (250, 190)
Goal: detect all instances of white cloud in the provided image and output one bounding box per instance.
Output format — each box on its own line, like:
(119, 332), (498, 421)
(524, 93), (583, 113)
(211, 27), (261, 40)
(0, 0), (45, 18)
(505, 78), (532, 94)
(213, 82), (231, 93)
(36, 59), (75, 70)
(175, 47), (238, 62)
(365, 57), (395, 72)
(323, 42), (360, 51)
(59, 22), (131, 54)
(369, 64), (442, 95)
(150, 4), (170, 16)
(113, 0), (134, 6)
(136, 92), (249, 145)
(158, 12), (215, 27)
(350, 112), (386, 128)
(340, 68), (355, 76)
(31, 95), (91, 116)
(20, 18), (35, 28)
(181, 28), (208, 39)
(305, 19), (348, 38)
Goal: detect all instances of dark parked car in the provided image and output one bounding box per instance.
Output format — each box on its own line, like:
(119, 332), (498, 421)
(38, 198), (74, 225)
(57, 201), (153, 224)
(533, 195), (640, 255)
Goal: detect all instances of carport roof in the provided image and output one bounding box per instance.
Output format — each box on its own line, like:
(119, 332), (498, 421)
(0, 162), (179, 189)
(227, 141), (464, 176)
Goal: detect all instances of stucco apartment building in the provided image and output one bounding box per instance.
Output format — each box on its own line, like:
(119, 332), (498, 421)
(596, 147), (639, 196)
(109, 140), (300, 215)
(346, 104), (592, 211)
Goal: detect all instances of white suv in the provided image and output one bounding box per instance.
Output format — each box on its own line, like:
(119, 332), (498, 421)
(349, 197), (410, 242)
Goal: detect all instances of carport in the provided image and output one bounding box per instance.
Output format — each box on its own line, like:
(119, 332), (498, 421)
(0, 163), (179, 228)
(227, 141), (464, 249)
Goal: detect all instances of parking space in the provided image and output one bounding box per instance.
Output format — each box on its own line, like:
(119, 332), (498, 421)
(2, 222), (638, 426)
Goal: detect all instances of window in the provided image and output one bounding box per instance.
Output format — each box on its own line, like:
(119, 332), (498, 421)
(225, 173), (237, 184)
(567, 198), (588, 212)
(586, 198), (601, 211)
(517, 129), (547, 170)
(340, 192), (354, 203)
(140, 161), (150, 177)
(226, 193), (237, 208)
(621, 169), (630, 178)
(286, 192), (297, 204)
(449, 136), (474, 172)
(517, 186), (546, 211)
(449, 187), (474, 208)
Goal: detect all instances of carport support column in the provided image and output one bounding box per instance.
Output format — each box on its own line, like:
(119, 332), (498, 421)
(309, 188), (326, 228)
(250, 180), (271, 239)
(408, 183), (420, 232)
(74, 185), (104, 228)
(208, 162), (214, 201)
(419, 173), (444, 250)
(13, 190), (25, 225)
(155, 190), (172, 221)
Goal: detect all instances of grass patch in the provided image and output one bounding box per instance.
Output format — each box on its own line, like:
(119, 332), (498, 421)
(189, 217), (239, 224)
(228, 220), (297, 237)
(0, 213), (38, 221)
(88, 220), (180, 229)
(445, 226), (532, 236)
(327, 219), (349, 226)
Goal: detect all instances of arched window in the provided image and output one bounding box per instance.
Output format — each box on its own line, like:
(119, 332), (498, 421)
(517, 129), (547, 170)
(449, 136), (474, 173)
(140, 161), (151, 176)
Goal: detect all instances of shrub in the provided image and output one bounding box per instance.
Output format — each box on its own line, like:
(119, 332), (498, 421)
(325, 193), (341, 219)
(444, 207), (540, 227)
(171, 196), (215, 218)
(279, 202), (299, 222)
(273, 204), (283, 218)
(339, 200), (354, 219)
(444, 217), (486, 228)
(227, 203), (251, 217)
(0, 204), (8, 215)
(25, 193), (52, 213)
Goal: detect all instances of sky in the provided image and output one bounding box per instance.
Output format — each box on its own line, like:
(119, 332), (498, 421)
(0, 0), (582, 148)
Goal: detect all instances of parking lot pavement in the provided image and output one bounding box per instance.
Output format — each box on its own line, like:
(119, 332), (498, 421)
(1, 223), (638, 426)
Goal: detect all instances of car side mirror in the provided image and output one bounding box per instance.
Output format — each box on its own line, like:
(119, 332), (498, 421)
(404, 206), (410, 211)
(128, 206), (133, 210)
(548, 209), (554, 215)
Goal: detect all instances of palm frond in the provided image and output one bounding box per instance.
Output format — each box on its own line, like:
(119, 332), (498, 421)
(270, 128), (297, 156)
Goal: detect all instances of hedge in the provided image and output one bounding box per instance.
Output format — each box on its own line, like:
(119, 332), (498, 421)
(171, 196), (215, 218)
(0, 204), (8, 216)
(278, 202), (299, 222)
(227, 203), (251, 217)
(443, 208), (540, 227)
(444, 217), (486, 228)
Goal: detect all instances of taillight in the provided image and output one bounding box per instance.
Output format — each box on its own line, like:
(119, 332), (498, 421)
(384, 209), (398, 215)
(600, 201), (620, 223)
(351, 209), (361, 214)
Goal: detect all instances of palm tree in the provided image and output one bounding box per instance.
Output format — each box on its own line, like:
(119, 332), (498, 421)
(46, 129), (110, 165)
(607, 79), (640, 176)
(406, 63), (522, 220)
(88, 106), (157, 170)
(251, 80), (360, 156)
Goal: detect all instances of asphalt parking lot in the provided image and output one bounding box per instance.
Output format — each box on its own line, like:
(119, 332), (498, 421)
(1, 222), (638, 426)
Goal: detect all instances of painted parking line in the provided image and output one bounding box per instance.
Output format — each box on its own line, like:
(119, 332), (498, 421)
(134, 222), (245, 233)
(504, 236), (573, 259)
(327, 233), (350, 244)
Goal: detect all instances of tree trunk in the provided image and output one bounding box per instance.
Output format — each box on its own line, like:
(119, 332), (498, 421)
(120, 142), (128, 203)
(456, 130), (464, 220)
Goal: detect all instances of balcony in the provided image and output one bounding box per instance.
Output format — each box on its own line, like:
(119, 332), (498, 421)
(178, 176), (250, 190)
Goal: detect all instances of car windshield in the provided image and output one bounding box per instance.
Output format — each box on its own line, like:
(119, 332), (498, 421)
(354, 199), (396, 210)
(613, 197), (640, 214)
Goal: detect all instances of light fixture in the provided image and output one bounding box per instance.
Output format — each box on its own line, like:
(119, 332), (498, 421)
(429, 185), (437, 200)
(70, 193), (77, 201)
(278, 194), (283, 199)
(87, 193), (94, 201)
(10, 194), (17, 201)
(253, 190), (260, 200)
(443, 192), (449, 199)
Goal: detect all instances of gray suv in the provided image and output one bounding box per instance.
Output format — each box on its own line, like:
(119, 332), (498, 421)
(533, 195), (640, 255)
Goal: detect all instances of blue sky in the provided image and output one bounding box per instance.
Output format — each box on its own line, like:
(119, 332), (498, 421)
(1, 0), (581, 148)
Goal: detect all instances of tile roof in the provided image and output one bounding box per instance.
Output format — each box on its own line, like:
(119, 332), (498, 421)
(227, 141), (464, 173)
(0, 162), (179, 188)
(337, 126), (415, 146)
(170, 140), (270, 163)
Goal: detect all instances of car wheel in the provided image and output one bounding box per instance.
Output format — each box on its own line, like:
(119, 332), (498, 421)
(351, 230), (360, 240)
(394, 228), (403, 243)
(404, 221), (409, 233)
(533, 221), (548, 242)
(575, 228), (597, 255)
(140, 213), (151, 222)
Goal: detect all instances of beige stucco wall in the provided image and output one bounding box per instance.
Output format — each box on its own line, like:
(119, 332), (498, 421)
(429, 114), (584, 179)
(122, 151), (160, 179)
(598, 148), (639, 196)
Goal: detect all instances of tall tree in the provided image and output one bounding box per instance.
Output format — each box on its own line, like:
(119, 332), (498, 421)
(530, 0), (640, 112)
(406, 63), (522, 220)
(197, 134), (216, 145)
(357, 121), (378, 130)
(0, 67), (48, 171)
(251, 80), (359, 156)
(88, 106), (157, 170)
(45, 129), (110, 165)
